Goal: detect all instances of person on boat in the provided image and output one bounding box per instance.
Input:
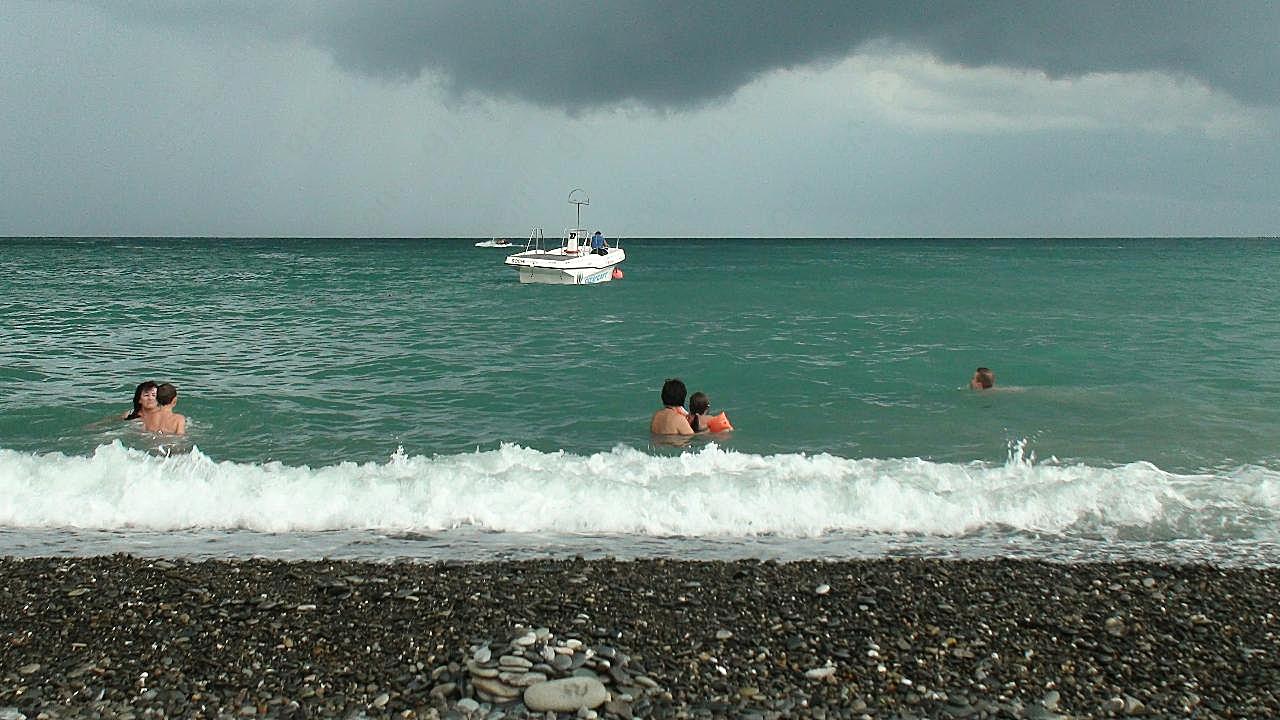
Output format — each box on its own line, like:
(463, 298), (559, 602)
(969, 367), (995, 390)
(650, 378), (694, 435)
(124, 380), (159, 421)
(590, 230), (608, 255)
(141, 382), (187, 435)
(687, 392), (733, 433)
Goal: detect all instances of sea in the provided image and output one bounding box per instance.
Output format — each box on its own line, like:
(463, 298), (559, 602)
(2, 237), (1278, 566)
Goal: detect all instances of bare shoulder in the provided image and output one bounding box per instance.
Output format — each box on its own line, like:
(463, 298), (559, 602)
(651, 409), (693, 435)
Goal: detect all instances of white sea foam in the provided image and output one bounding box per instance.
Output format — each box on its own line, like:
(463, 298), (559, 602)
(1, 442), (1276, 541)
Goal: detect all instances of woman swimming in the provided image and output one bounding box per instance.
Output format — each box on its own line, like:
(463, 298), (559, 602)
(124, 380), (159, 421)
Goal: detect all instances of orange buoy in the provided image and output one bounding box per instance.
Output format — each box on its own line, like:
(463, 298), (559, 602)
(612, 268), (624, 280)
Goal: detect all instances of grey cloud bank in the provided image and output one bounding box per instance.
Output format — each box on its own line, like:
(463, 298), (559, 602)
(112, 1), (1280, 110)
(1, 1), (1275, 237)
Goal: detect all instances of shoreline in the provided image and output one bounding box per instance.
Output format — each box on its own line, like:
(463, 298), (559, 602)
(2, 556), (1277, 719)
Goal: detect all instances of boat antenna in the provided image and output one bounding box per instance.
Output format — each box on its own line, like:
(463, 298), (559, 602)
(568, 188), (590, 228)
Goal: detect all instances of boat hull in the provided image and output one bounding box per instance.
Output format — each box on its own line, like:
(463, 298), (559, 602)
(505, 248), (625, 285)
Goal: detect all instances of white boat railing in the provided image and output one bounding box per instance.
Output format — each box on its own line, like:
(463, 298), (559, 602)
(522, 228), (545, 252)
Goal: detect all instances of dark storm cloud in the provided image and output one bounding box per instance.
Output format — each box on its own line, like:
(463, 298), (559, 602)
(85, 1), (1280, 109)
(302, 1), (1279, 109)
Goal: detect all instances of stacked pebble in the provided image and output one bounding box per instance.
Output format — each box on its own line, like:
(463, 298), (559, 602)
(435, 622), (666, 717)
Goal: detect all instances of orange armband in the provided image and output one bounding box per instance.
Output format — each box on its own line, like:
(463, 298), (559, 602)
(706, 412), (733, 432)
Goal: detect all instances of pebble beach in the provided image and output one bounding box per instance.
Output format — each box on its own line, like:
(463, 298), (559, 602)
(2, 556), (1278, 719)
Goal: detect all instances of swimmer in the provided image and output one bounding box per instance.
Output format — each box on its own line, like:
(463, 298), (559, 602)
(650, 378), (694, 435)
(141, 382), (186, 435)
(969, 367), (995, 390)
(124, 380), (159, 421)
(688, 391), (733, 433)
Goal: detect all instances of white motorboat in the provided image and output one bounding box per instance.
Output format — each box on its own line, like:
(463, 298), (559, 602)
(504, 190), (625, 284)
(475, 238), (513, 248)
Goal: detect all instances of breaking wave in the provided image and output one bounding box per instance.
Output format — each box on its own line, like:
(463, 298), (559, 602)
(2, 441), (1276, 543)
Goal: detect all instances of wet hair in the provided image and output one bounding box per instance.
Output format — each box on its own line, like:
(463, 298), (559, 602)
(155, 383), (179, 407)
(126, 380), (158, 420)
(974, 367), (995, 389)
(688, 392), (710, 415)
(660, 378), (687, 407)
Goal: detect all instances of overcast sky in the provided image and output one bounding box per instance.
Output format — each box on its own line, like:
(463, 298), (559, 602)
(2, 1), (1277, 237)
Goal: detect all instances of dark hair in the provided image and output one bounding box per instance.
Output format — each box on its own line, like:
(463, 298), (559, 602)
(688, 392), (710, 415)
(974, 367), (995, 389)
(156, 383), (179, 407)
(660, 378), (687, 407)
(126, 380), (158, 420)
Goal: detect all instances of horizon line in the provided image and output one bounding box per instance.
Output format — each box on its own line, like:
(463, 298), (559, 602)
(4, 235), (1277, 241)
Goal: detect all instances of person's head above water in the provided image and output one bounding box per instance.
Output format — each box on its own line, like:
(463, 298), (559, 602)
(688, 392), (710, 415)
(127, 380), (159, 419)
(970, 367), (995, 390)
(155, 382), (179, 407)
(660, 378), (688, 407)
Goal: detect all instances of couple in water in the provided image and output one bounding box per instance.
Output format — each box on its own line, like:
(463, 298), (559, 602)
(969, 367), (996, 390)
(125, 380), (187, 435)
(650, 378), (734, 436)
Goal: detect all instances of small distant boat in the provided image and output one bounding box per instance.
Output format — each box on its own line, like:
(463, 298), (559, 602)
(475, 238), (513, 248)
(503, 189), (625, 285)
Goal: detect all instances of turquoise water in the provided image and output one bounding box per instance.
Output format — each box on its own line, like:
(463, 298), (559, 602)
(2, 237), (1278, 563)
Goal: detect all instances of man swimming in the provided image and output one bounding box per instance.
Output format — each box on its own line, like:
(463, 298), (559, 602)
(142, 382), (187, 435)
(650, 378), (694, 435)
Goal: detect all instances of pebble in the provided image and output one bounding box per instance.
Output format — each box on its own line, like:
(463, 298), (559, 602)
(499, 671), (547, 687)
(523, 677), (608, 712)
(1105, 616), (1127, 636)
(472, 677), (521, 701)
(3, 556), (1278, 719)
(805, 666), (836, 680)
